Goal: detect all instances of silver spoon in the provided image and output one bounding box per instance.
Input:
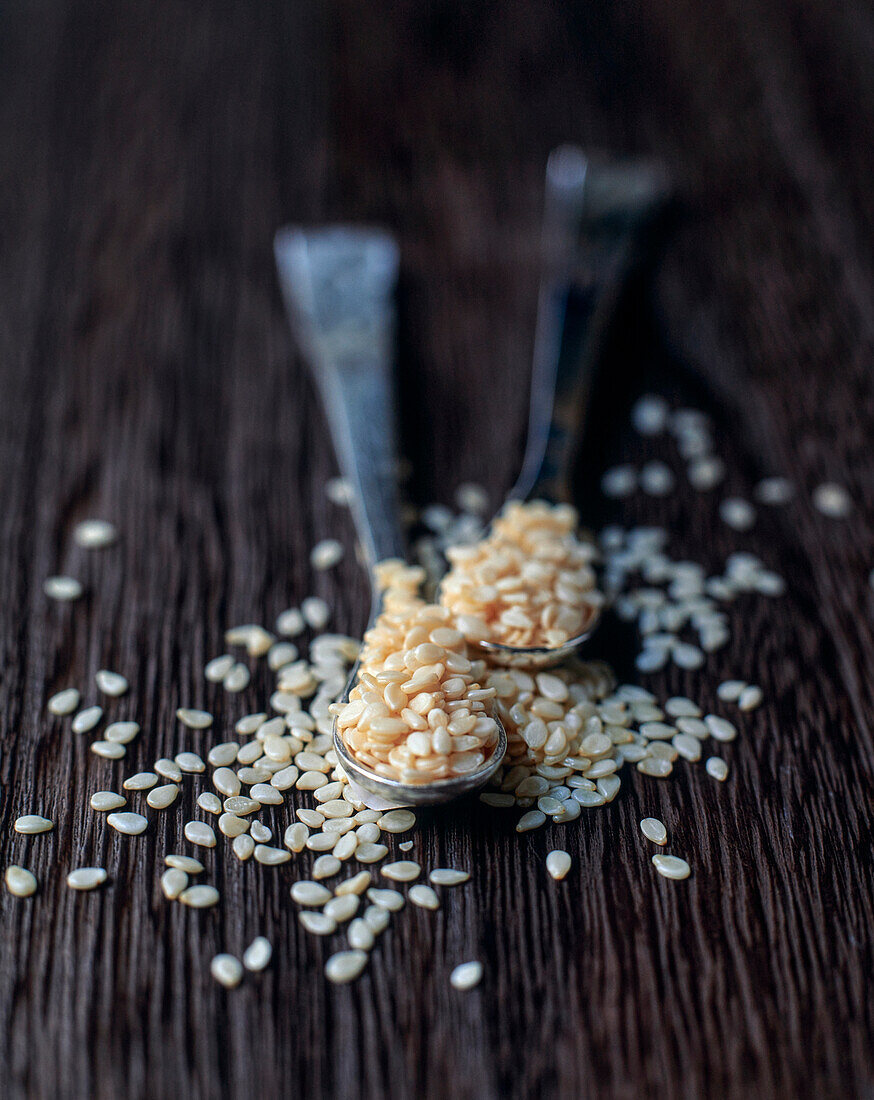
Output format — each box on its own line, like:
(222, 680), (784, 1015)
(467, 146), (670, 670)
(275, 225), (506, 806)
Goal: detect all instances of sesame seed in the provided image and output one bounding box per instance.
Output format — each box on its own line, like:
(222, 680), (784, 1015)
(631, 395), (669, 435)
(73, 519), (118, 548)
(47, 688), (80, 716)
(450, 961), (483, 991)
(687, 456), (725, 491)
(147, 784), (180, 809)
(347, 918), (375, 951)
(208, 743), (240, 767)
(311, 539), (344, 570)
(66, 867), (107, 890)
(184, 821), (216, 848)
(313, 855), (341, 879)
(408, 884), (440, 910)
(812, 482), (852, 517)
(516, 810), (546, 832)
(601, 465), (637, 499)
(105, 722), (140, 744)
(652, 854), (691, 880)
(428, 868), (470, 887)
(704, 714), (737, 742)
(165, 855), (204, 874)
(225, 624), (275, 657)
(5, 866), (37, 897)
(290, 881), (332, 906)
(299, 911), (337, 935)
(546, 850), (572, 880)
(637, 758), (673, 778)
(44, 576), (83, 601)
(72, 706), (103, 733)
(223, 663), (251, 693)
(204, 655), (235, 682)
(233, 835), (255, 861)
(639, 818), (667, 845)
(161, 868), (188, 899)
(705, 757), (729, 781)
(176, 709), (213, 730)
(175, 752), (205, 773)
(335, 871), (371, 897)
(326, 477), (355, 505)
(123, 772), (157, 791)
(640, 461), (675, 496)
(197, 793), (223, 815)
(14, 815), (53, 834)
(254, 845), (290, 866)
(91, 741), (125, 759)
(738, 685), (763, 711)
(719, 498), (755, 531)
(243, 937), (272, 971)
(753, 477), (794, 505)
(211, 954), (243, 988)
(154, 759), (183, 782)
(90, 791), (126, 811)
(324, 894), (361, 922)
(95, 670), (128, 697)
(107, 812), (148, 836)
(717, 680), (746, 702)
(325, 950), (368, 984)
(179, 885), (220, 908)
(276, 609), (306, 637)
(235, 713), (266, 735)
(380, 861), (421, 883)
(301, 597), (330, 630)
(355, 842), (388, 863)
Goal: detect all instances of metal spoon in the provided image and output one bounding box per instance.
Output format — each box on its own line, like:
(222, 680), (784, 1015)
(467, 146), (670, 670)
(274, 225), (506, 806)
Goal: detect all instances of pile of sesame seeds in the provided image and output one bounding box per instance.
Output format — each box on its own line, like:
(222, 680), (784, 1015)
(11, 392), (844, 997)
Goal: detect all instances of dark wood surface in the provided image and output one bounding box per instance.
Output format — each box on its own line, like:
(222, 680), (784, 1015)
(2, 1), (874, 1097)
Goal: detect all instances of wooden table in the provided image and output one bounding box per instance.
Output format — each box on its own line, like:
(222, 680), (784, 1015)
(2, 2), (872, 1097)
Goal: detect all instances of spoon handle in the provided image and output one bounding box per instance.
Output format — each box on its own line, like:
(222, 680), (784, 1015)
(511, 151), (670, 504)
(274, 226), (406, 579)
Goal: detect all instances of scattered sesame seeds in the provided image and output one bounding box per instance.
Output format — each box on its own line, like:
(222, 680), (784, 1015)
(301, 596), (330, 630)
(408, 884), (440, 910)
(5, 866), (37, 897)
(546, 850), (572, 880)
(107, 812), (148, 835)
(651, 854), (691, 880)
(204, 655), (235, 682)
(812, 482), (852, 518)
(290, 881), (332, 906)
(299, 911), (337, 935)
(326, 476), (355, 505)
(211, 954), (244, 988)
(705, 757), (729, 781)
(631, 395), (669, 435)
(154, 759), (183, 782)
(753, 477), (794, 506)
(254, 845), (290, 866)
(105, 721), (140, 744)
(380, 861), (421, 883)
(66, 867), (107, 890)
(161, 868), (188, 899)
(165, 855), (204, 874)
(601, 465), (637, 499)
(705, 715), (737, 742)
(47, 688), (80, 715)
(455, 483), (489, 514)
(429, 868), (470, 887)
(95, 670), (128, 696)
(717, 680), (746, 702)
(276, 608), (306, 637)
(640, 461), (675, 496)
(72, 706), (103, 733)
(687, 456), (725, 491)
(73, 519), (118, 548)
(175, 752), (205, 773)
(223, 663), (251, 693)
(719, 498), (755, 531)
(738, 685), (763, 711)
(91, 791), (126, 811)
(184, 821), (216, 848)
(176, 708), (213, 730)
(14, 815), (53, 834)
(44, 576), (83, 601)
(91, 741), (125, 759)
(123, 772), (157, 790)
(311, 539), (344, 570)
(449, 961), (483, 991)
(640, 818), (667, 845)
(147, 784), (180, 809)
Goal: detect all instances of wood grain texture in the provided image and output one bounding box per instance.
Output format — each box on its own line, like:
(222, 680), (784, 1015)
(1, 1), (873, 1097)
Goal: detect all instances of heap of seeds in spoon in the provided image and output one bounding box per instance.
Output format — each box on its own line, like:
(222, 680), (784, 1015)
(440, 499), (601, 649)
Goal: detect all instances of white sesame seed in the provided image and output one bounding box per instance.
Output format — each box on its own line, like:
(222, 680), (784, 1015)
(154, 759), (183, 782)
(175, 752), (205, 773)
(325, 950), (368, 984)
(450, 961), (482, 991)
(347, 918), (375, 951)
(268, 642), (299, 671)
(375, 809), (416, 833)
(290, 881), (332, 906)
(14, 815), (53, 834)
(324, 894), (361, 922)
(72, 706), (103, 733)
(147, 784), (180, 810)
(105, 721), (140, 744)
(176, 709), (213, 730)
(637, 757), (673, 778)
(326, 476), (355, 505)
(333, 833), (358, 861)
(179, 885), (220, 908)
(335, 871), (371, 897)
(704, 714), (737, 742)
(208, 743), (240, 768)
(380, 861), (421, 883)
(719, 498), (755, 530)
(243, 937), (272, 971)
(235, 713), (266, 735)
(706, 757), (729, 781)
(631, 395), (669, 435)
(516, 810), (546, 832)
(48, 688), (80, 715)
(121, 772), (155, 791)
(90, 791), (126, 811)
(224, 796), (260, 815)
(233, 835), (255, 860)
(197, 792), (223, 815)
(5, 866), (37, 897)
(73, 519), (118, 548)
(161, 868), (188, 899)
(717, 680), (746, 702)
(311, 539), (344, 571)
(276, 609), (306, 637)
(299, 911), (337, 935)
(313, 855), (342, 880)
(572, 789), (606, 807)
(44, 575), (83, 601)
(546, 850), (572, 880)
(429, 868), (470, 887)
(639, 818), (667, 845)
(211, 954), (243, 988)
(204, 655), (235, 682)
(218, 813), (248, 838)
(301, 597), (330, 630)
(812, 482), (852, 518)
(91, 741), (125, 759)
(355, 842), (388, 863)
(184, 821), (216, 848)
(254, 845), (290, 866)
(270, 765), (300, 791)
(165, 855), (204, 874)
(66, 867), (107, 890)
(283, 823), (309, 852)
(665, 697), (702, 718)
(95, 670), (128, 697)
(249, 783), (283, 806)
(640, 461), (675, 496)
(673, 733), (703, 761)
(753, 477), (794, 505)
(406, 884), (439, 910)
(687, 456), (725, 491)
(652, 854), (691, 880)
(223, 663), (250, 693)
(455, 482), (489, 513)
(672, 643), (705, 669)
(107, 812), (148, 835)
(249, 821), (273, 844)
(601, 465), (638, 499)
(738, 685), (763, 711)
(225, 624), (275, 657)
